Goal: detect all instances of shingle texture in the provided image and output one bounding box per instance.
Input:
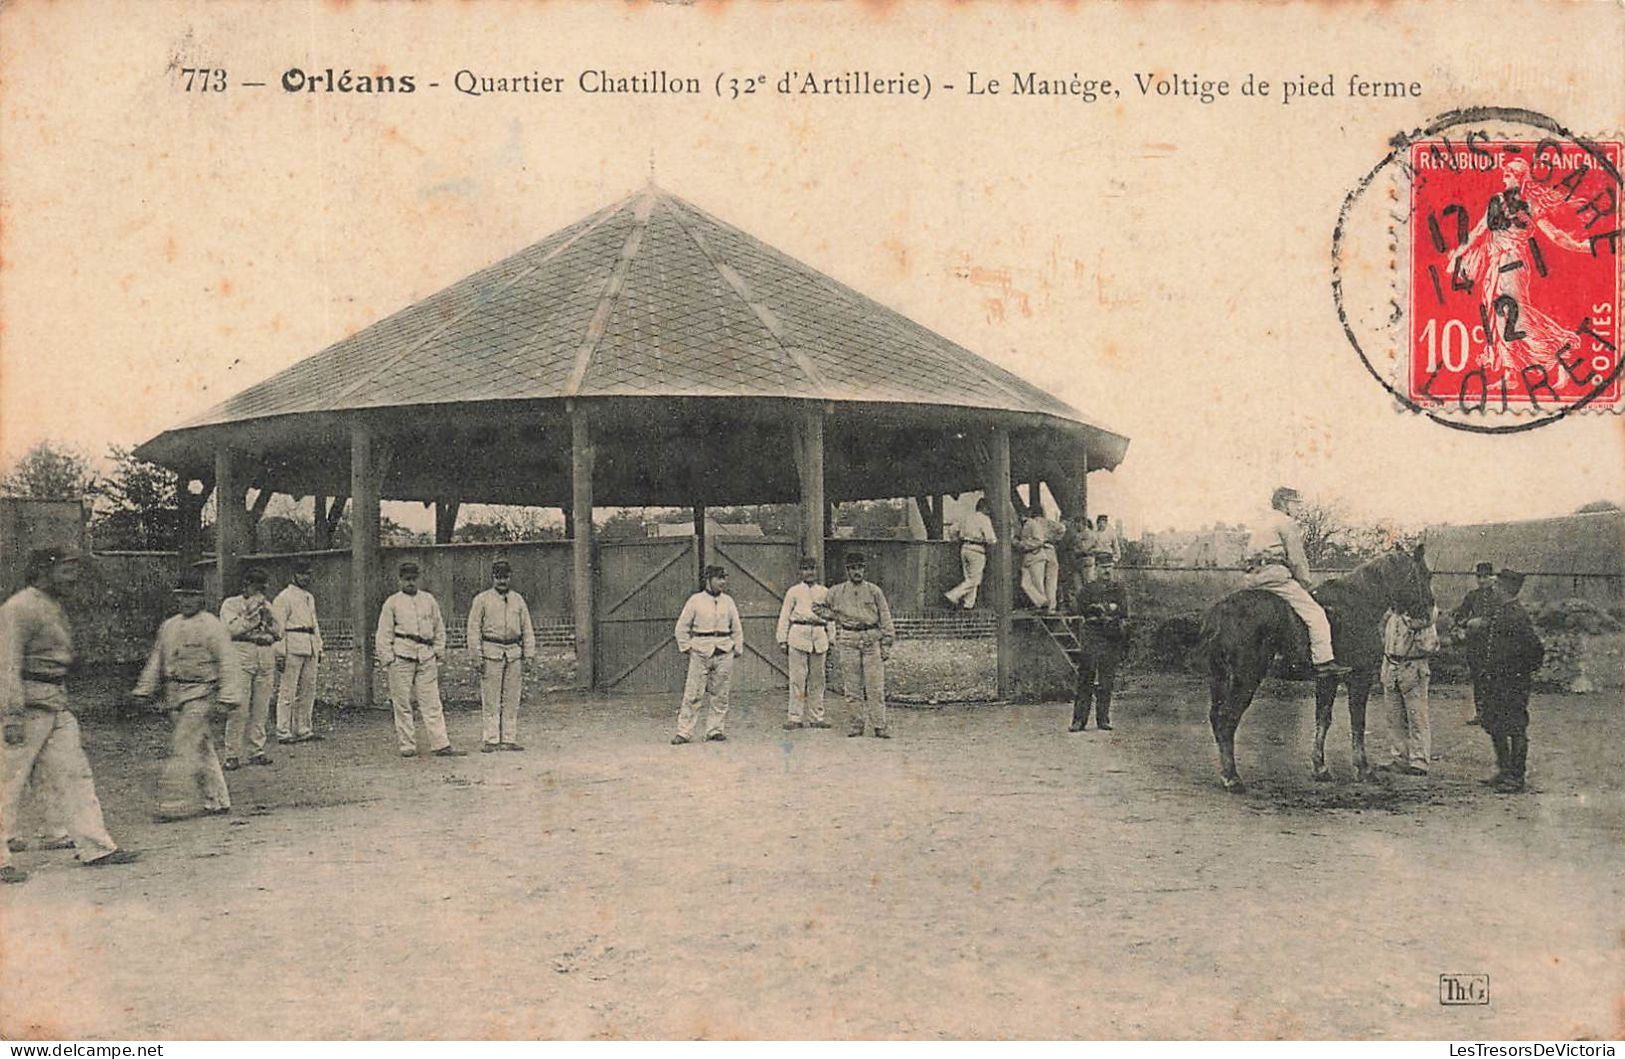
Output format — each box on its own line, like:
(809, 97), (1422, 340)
(173, 188), (1095, 428)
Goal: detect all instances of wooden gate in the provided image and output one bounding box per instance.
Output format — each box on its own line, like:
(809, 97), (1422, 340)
(707, 535), (797, 691)
(596, 536), (699, 692)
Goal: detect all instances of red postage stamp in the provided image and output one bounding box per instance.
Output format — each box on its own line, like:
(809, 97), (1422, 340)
(1408, 138), (1622, 412)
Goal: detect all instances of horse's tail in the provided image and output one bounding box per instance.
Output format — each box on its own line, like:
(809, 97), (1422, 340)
(1194, 600), (1231, 678)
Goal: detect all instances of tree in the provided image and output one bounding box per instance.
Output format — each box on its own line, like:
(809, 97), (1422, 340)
(91, 445), (179, 550)
(1293, 494), (1403, 569)
(0, 440), (97, 499)
(1575, 500), (1621, 514)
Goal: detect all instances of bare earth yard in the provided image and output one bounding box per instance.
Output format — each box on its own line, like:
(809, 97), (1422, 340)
(0, 654), (1620, 1040)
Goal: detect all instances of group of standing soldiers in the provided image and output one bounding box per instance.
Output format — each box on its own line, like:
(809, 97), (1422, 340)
(673, 550), (897, 745)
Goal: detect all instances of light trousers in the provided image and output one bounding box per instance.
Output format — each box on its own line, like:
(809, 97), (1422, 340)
(1, 704), (118, 869)
(480, 657), (523, 745)
(787, 647), (828, 723)
(945, 546), (988, 608)
(1244, 565), (1335, 664)
(275, 653), (319, 740)
(1021, 550), (1058, 610)
(1382, 660), (1432, 769)
(161, 699), (230, 817)
(226, 644), (276, 758)
(388, 657), (450, 753)
(676, 649), (734, 739)
(836, 632), (887, 731)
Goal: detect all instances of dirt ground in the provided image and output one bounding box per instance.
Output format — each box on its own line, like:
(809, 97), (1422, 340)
(1, 661), (1620, 1040)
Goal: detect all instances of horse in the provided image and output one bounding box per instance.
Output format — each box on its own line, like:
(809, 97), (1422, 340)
(1195, 545), (1434, 793)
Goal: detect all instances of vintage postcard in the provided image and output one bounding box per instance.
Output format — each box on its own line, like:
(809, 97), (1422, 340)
(0, 0), (1620, 1043)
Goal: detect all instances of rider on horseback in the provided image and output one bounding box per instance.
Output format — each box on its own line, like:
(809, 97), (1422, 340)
(1243, 487), (1351, 678)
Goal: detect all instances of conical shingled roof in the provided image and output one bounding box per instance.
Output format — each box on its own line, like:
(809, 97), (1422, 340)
(174, 187), (1100, 430)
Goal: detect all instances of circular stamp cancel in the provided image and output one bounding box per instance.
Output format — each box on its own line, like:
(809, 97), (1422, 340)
(1334, 107), (1622, 432)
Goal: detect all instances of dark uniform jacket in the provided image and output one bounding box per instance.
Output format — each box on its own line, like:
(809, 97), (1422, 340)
(1072, 579), (1130, 647)
(1478, 598), (1545, 734)
(1452, 586), (1498, 665)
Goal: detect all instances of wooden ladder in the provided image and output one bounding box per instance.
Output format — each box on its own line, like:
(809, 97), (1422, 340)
(1033, 612), (1083, 674)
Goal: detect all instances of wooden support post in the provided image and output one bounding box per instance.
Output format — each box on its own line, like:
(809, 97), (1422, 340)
(178, 479), (206, 570)
(214, 448), (245, 604)
(798, 406), (825, 575)
(313, 495), (330, 550)
(693, 504), (708, 586)
(434, 500), (460, 544)
(570, 406), (596, 690)
(1078, 445), (1091, 521)
(914, 494), (944, 540)
(985, 428), (1014, 700)
(1026, 477), (1042, 517)
(350, 423), (380, 710)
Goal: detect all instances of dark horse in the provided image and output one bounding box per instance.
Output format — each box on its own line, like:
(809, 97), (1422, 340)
(1196, 546), (1434, 792)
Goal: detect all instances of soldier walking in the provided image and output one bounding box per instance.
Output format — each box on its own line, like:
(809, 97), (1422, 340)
(1451, 561), (1497, 726)
(672, 565), (743, 745)
(1069, 553), (1130, 732)
(272, 559), (323, 744)
(1, 547), (139, 883)
(827, 551), (896, 739)
(776, 556), (831, 730)
(377, 562), (465, 758)
(467, 559), (536, 753)
(220, 566), (281, 770)
(134, 571), (245, 822)
(1478, 569), (1545, 793)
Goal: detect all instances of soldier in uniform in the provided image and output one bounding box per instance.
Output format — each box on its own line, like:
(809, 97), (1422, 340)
(376, 561), (465, 758)
(827, 551), (896, 739)
(134, 571), (246, 822)
(1478, 569), (1545, 793)
(1069, 553), (1130, 732)
(272, 559), (323, 744)
(466, 559), (536, 752)
(1018, 502), (1059, 612)
(1242, 487), (1349, 678)
(1451, 561), (1498, 726)
(672, 565), (743, 745)
(1, 547), (139, 882)
(1378, 605), (1439, 776)
(944, 498), (997, 610)
(220, 566), (281, 770)
(776, 556), (832, 730)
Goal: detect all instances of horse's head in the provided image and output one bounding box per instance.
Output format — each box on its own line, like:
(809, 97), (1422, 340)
(1384, 542), (1435, 618)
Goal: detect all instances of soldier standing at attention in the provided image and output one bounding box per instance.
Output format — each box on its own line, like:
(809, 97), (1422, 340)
(776, 556), (832, 730)
(272, 559), (323, 744)
(1478, 569), (1545, 794)
(1069, 553), (1130, 732)
(672, 565), (743, 745)
(944, 498), (997, 610)
(467, 559), (536, 753)
(376, 562), (465, 759)
(220, 566), (281, 770)
(134, 572), (245, 822)
(1451, 561), (1498, 726)
(827, 551), (896, 739)
(1, 547), (139, 883)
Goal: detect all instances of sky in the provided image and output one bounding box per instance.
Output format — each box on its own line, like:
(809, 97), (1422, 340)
(2, 1), (1621, 539)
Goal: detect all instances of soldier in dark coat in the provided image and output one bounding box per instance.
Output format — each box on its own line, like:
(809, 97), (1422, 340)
(1478, 568), (1545, 793)
(1069, 553), (1130, 732)
(1451, 560), (1498, 726)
